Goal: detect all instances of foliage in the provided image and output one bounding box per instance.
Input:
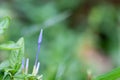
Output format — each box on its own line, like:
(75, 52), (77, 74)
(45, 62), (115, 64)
(0, 17), (42, 80)
(0, 0), (120, 80)
(94, 67), (120, 80)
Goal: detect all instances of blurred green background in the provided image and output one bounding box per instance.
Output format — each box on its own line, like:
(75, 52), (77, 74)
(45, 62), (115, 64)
(0, 0), (120, 80)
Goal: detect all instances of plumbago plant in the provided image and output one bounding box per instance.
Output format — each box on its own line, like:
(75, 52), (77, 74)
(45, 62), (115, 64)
(0, 17), (120, 80)
(0, 17), (42, 80)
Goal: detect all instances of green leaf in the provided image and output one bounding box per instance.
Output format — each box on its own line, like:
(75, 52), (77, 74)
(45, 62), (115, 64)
(9, 37), (24, 74)
(0, 70), (4, 80)
(14, 74), (26, 80)
(0, 41), (21, 50)
(94, 67), (120, 80)
(26, 74), (38, 80)
(0, 17), (10, 34)
(3, 72), (12, 80)
(0, 60), (9, 70)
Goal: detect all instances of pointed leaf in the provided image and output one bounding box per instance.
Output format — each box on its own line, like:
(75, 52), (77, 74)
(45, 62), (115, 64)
(94, 67), (120, 80)
(0, 41), (21, 50)
(9, 37), (24, 74)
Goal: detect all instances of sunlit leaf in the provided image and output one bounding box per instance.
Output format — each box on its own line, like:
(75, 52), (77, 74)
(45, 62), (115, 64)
(0, 41), (21, 50)
(9, 37), (24, 74)
(94, 67), (120, 80)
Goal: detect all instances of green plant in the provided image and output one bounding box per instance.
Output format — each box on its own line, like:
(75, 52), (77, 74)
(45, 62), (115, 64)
(1, 17), (120, 80)
(0, 17), (42, 80)
(94, 67), (120, 80)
